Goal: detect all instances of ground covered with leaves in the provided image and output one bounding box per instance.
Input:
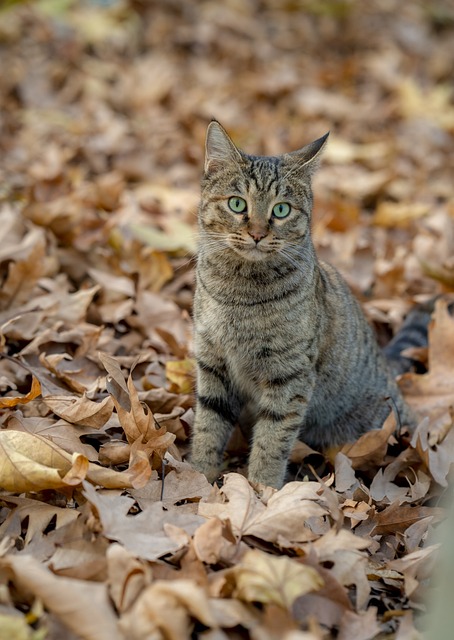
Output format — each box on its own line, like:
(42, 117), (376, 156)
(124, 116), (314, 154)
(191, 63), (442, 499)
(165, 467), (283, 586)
(1, 1), (454, 639)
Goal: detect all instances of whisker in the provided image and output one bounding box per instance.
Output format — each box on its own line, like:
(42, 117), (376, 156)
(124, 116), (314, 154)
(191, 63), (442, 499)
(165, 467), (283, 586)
(278, 248), (307, 276)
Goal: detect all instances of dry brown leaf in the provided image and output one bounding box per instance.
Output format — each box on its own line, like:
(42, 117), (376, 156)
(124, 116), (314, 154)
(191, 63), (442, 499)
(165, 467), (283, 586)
(6, 412), (99, 461)
(100, 353), (175, 474)
(334, 452), (358, 493)
(0, 430), (88, 492)
(388, 544), (440, 598)
(371, 502), (443, 536)
(199, 474), (334, 545)
(293, 562), (354, 629)
(42, 394), (114, 429)
(39, 352), (103, 394)
(233, 549), (324, 609)
(0, 496), (79, 545)
(341, 500), (371, 529)
(119, 579), (216, 640)
(0, 429), (142, 492)
(129, 460), (211, 510)
(0, 375), (41, 408)
(2, 554), (123, 640)
(337, 607), (380, 640)
(166, 358), (195, 394)
(311, 530), (372, 609)
(83, 481), (203, 561)
(106, 543), (152, 614)
(399, 299), (454, 420)
(193, 517), (243, 566)
(410, 414), (454, 486)
(0, 227), (47, 311)
(341, 411), (397, 470)
(98, 352), (131, 409)
(47, 517), (110, 581)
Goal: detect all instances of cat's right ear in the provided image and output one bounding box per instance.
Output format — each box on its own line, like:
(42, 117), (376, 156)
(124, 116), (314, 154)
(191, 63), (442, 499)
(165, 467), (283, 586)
(204, 121), (243, 174)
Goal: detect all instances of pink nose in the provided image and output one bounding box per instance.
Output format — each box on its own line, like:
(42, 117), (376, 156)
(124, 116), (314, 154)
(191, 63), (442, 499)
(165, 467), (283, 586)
(248, 229), (267, 243)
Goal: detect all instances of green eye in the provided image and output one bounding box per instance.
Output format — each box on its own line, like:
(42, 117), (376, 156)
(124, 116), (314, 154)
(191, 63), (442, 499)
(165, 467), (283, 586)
(228, 196), (247, 213)
(272, 202), (291, 218)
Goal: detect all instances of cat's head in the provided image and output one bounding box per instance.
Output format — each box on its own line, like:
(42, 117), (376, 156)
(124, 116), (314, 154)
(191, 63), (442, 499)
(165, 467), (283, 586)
(199, 120), (328, 262)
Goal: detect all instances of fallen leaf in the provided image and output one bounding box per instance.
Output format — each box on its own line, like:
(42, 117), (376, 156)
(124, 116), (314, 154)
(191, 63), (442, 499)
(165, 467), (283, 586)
(388, 544), (440, 598)
(234, 549), (324, 609)
(83, 481), (204, 561)
(199, 474), (334, 545)
(166, 358), (195, 394)
(0, 375), (41, 408)
(2, 554), (122, 640)
(399, 299), (454, 420)
(337, 607), (380, 640)
(0, 496), (79, 545)
(42, 394), (114, 429)
(119, 579), (216, 640)
(341, 412), (397, 470)
(106, 543), (151, 614)
(371, 502), (442, 536)
(0, 430), (142, 492)
(0, 430), (88, 492)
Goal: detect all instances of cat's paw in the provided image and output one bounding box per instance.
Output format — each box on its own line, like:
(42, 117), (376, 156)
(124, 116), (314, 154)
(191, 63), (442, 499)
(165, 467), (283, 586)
(190, 459), (221, 484)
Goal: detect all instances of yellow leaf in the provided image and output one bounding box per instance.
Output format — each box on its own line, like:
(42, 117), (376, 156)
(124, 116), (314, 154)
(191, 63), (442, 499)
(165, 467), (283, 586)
(234, 549), (324, 609)
(0, 431), (87, 492)
(166, 359), (195, 394)
(0, 430), (140, 492)
(0, 375), (41, 408)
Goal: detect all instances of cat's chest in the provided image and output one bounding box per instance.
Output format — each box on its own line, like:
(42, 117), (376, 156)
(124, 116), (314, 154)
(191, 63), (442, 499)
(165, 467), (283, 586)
(197, 293), (298, 375)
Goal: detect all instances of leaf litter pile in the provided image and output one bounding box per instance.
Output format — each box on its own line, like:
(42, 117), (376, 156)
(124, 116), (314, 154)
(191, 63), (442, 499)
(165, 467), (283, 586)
(1, 1), (454, 639)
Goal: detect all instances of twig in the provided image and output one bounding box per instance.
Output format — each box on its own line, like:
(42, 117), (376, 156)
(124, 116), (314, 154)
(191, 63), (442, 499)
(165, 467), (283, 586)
(160, 457), (168, 502)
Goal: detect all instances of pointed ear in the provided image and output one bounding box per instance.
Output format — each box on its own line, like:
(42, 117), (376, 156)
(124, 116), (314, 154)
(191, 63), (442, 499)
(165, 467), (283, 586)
(285, 132), (329, 176)
(204, 121), (243, 174)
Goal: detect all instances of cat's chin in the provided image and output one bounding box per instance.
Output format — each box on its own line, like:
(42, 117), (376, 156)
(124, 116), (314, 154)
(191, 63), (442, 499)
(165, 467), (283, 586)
(230, 246), (273, 262)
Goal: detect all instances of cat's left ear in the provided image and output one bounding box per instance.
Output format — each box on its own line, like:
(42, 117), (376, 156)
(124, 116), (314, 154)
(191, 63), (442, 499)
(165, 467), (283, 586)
(286, 132), (329, 176)
(204, 120), (243, 174)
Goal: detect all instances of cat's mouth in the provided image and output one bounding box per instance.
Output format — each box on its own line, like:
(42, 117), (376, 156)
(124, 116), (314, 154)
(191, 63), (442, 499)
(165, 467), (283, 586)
(229, 242), (277, 261)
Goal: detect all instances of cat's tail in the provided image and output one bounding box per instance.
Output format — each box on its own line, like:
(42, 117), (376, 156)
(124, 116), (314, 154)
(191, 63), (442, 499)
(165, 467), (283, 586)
(384, 297), (452, 376)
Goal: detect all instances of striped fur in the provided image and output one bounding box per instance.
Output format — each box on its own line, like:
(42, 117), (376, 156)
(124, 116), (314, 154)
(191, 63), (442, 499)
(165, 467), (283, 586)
(190, 121), (414, 488)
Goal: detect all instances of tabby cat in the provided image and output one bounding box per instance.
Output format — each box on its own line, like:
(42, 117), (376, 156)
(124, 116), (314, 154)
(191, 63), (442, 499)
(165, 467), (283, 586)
(190, 121), (414, 489)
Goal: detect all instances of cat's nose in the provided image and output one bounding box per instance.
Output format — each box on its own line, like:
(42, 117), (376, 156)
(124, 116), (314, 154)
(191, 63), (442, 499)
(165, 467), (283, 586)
(248, 229), (267, 243)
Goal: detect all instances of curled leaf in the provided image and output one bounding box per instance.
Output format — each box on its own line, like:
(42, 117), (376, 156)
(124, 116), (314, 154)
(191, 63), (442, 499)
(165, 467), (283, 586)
(0, 375), (41, 408)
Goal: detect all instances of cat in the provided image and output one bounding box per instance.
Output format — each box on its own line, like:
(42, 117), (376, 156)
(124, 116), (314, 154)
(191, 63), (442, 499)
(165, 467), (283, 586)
(190, 120), (415, 489)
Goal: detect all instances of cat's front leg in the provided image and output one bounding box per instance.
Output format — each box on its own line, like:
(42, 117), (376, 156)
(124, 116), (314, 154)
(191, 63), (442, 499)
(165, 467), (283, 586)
(248, 379), (314, 489)
(190, 359), (240, 483)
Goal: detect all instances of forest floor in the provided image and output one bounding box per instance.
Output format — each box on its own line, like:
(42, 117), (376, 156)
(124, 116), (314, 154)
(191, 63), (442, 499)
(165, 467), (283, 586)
(1, 1), (454, 639)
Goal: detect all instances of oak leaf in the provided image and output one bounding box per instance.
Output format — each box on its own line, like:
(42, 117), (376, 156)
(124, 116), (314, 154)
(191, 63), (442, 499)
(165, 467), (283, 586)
(0, 496), (79, 545)
(83, 481), (204, 561)
(199, 474), (333, 545)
